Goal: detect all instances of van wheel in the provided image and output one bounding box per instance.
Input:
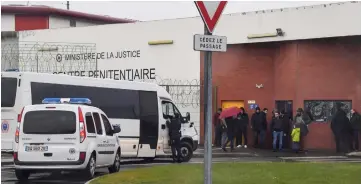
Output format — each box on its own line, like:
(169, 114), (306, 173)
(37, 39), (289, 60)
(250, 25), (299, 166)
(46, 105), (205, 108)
(180, 142), (193, 162)
(15, 169), (30, 181)
(83, 155), (96, 179)
(108, 151), (121, 173)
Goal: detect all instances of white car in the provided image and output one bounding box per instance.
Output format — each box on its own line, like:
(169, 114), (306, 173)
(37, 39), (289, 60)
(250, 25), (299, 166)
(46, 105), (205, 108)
(13, 98), (121, 181)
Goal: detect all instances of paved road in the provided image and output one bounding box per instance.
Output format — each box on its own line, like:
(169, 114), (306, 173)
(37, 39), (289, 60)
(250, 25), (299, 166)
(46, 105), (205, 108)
(2, 156), (361, 184)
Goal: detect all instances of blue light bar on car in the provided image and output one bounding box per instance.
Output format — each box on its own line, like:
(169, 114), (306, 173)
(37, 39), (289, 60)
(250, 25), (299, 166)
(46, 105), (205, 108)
(42, 98), (91, 105)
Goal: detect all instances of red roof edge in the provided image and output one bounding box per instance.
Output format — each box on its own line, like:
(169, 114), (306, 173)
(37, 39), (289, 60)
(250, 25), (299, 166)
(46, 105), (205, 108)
(1, 5), (137, 24)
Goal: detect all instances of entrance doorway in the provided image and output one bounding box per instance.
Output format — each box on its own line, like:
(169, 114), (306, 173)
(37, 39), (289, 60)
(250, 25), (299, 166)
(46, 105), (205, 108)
(221, 100), (245, 147)
(221, 100), (244, 109)
(275, 100), (293, 149)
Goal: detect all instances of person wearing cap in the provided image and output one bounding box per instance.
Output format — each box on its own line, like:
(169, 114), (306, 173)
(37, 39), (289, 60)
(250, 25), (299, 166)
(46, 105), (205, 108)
(251, 107), (267, 148)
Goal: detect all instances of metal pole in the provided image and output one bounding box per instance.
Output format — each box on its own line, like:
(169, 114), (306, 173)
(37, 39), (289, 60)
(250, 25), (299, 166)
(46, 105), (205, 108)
(203, 25), (212, 184)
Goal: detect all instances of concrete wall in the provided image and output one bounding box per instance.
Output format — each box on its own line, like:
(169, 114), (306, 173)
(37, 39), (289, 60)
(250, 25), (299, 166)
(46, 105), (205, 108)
(1, 14), (15, 31)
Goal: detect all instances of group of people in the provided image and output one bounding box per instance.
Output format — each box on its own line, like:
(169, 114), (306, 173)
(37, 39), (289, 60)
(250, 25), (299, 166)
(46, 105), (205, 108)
(213, 105), (361, 153)
(331, 107), (361, 152)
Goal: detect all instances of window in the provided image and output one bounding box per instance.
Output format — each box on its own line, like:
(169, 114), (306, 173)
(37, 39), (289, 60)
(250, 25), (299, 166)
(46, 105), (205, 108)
(304, 100), (352, 122)
(161, 101), (180, 119)
(1, 77), (17, 107)
(30, 82), (140, 119)
(23, 111), (76, 134)
(85, 113), (96, 133)
(101, 114), (113, 136)
(93, 112), (103, 135)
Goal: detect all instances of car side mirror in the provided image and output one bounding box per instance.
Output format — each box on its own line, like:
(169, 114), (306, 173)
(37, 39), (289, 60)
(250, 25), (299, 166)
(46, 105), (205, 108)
(186, 112), (190, 121)
(112, 125), (121, 134)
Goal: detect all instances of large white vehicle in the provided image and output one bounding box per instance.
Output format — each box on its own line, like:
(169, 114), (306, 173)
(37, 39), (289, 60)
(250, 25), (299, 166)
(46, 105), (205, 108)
(14, 98), (121, 181)
(1, 72), (199, 161)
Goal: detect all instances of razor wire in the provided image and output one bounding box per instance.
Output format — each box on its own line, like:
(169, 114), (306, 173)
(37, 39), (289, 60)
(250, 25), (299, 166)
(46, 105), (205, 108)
(1, 41), (97, 73)
(141, 76), (200, 108)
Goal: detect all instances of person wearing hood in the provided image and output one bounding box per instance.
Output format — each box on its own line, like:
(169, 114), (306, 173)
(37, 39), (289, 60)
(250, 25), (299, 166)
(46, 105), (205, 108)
(350, 109), (361, 151)
(236, 107), (249, 148)
(251, 107), (267, 148)
(331, 104), (351, 153)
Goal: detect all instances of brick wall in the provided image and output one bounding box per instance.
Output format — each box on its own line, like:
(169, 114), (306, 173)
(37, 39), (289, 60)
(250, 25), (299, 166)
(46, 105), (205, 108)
(199, 36), (361, 149)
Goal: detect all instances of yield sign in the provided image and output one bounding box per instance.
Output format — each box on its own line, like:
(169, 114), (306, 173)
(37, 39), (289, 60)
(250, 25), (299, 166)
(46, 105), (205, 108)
(194, 1), (227, 33)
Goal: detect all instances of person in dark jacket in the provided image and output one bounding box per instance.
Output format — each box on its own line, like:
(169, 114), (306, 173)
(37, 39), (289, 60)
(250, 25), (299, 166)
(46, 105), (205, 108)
(222, 115), (236, 152)
(331, 105), (351, 153)
(213, 108), (222, 147)
(251, 107), (267, 148)
(350, 109), (361, 151)
(280, 110), (291, 149)
(236, 107), (249, 148)
(166, 115), (182, 163)
(271, 112), (284, 151)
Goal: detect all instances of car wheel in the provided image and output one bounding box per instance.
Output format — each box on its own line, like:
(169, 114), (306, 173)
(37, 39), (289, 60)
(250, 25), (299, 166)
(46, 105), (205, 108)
(15, 169), (30, 181)
(83, 154), (96, 179)
(108, 151), (121, 173)
(180, 142), (193, 162)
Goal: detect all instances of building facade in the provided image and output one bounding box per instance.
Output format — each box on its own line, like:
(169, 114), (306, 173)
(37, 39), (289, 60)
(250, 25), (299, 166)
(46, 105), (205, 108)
(6, 1), (361, 149)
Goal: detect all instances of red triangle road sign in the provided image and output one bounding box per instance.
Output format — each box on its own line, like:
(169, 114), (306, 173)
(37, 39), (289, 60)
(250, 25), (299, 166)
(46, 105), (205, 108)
(194, 1), (227, 33)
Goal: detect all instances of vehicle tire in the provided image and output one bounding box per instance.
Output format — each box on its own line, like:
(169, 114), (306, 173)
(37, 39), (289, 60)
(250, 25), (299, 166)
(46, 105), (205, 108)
(108, 150), (121, 173)
(83, 154), (96, 179)
(180, 142), (193, 162)
(15, 169), (30, 181)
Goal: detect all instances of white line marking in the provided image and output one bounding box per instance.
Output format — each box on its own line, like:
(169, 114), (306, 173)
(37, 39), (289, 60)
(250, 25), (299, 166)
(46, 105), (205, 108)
(280, 156), (348, 159)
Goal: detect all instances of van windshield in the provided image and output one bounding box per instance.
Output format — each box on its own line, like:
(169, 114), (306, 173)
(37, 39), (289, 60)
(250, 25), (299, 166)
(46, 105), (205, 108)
(23, 111), (76, 134)
(1, 77), (17, 107)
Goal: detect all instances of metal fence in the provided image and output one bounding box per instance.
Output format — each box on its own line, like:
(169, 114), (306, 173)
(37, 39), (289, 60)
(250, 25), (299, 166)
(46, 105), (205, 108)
(1, 41), (97, 73)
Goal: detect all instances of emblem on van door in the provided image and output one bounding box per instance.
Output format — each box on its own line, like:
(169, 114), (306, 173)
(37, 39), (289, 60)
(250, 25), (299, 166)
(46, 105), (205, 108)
(47, 138), (51, 141)
(69, 148), (76, 154)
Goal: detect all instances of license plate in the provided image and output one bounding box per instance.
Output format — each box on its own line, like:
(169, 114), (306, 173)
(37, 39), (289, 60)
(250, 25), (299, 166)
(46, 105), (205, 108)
(25, 145), (48, 152)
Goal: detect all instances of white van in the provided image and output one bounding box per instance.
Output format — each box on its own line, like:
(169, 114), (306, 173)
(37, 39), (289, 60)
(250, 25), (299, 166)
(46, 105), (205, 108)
(1, 72), (199, 161)
(13, 98), (121, 181)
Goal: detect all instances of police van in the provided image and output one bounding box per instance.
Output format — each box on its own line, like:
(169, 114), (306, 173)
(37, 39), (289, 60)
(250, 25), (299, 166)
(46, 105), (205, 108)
(1, 72), (198, 161)
(13, 98), (121, 181)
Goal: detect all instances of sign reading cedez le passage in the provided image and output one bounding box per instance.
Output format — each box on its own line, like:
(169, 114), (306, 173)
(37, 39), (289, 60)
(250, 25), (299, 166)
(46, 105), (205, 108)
(193, 34), (227, 52)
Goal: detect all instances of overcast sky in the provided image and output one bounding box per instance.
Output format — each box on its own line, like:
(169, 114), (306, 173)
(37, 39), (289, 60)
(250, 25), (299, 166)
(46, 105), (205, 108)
(2, 1), (336, 21)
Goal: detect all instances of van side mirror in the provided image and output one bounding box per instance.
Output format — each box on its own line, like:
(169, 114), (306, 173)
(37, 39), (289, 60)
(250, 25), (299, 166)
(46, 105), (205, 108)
(186, 112), (190, 121)
(112, 125), (121, 134)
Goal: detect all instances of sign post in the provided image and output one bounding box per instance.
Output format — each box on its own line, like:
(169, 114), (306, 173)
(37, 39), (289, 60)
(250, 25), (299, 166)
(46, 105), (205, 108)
(194, 1), (227, 184)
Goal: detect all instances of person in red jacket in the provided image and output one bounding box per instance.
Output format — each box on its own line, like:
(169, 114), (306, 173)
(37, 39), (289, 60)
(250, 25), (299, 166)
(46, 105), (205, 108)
(213, 108), (222, 147)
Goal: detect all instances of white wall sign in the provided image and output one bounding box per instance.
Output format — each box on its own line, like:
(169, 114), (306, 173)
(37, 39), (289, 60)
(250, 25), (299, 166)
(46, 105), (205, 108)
(248, 100), (256, 104)
(193, 34), (227, 52)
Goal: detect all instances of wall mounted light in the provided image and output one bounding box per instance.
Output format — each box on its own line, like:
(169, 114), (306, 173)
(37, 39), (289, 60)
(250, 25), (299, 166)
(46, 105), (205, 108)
(148, 40), (174, 45)
(38, 47), (59, 52)
(247, 28), (285, 39)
